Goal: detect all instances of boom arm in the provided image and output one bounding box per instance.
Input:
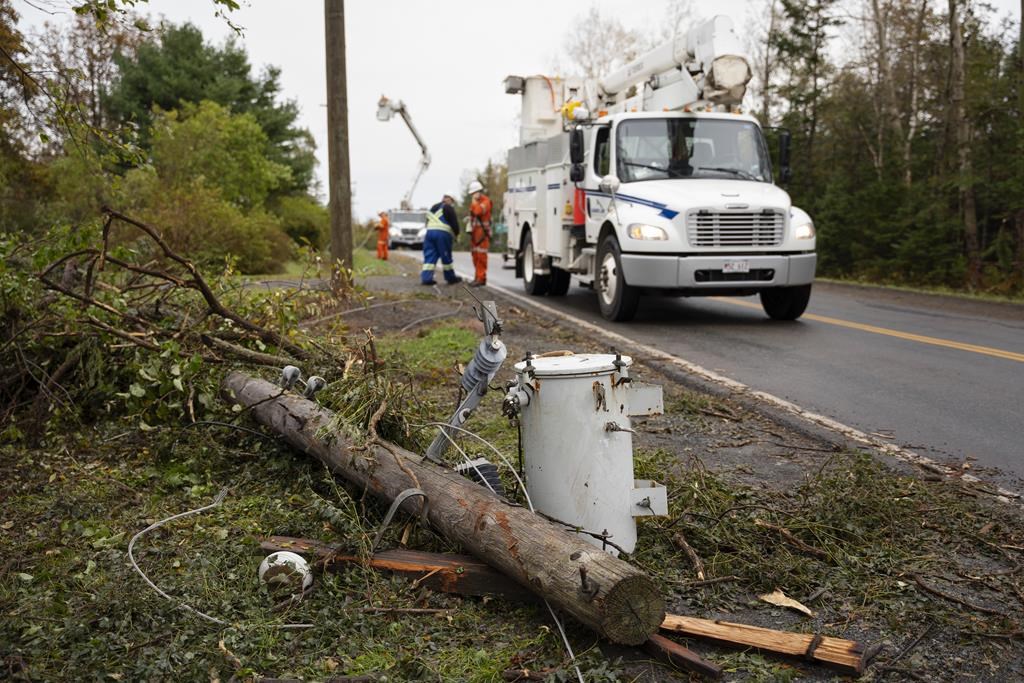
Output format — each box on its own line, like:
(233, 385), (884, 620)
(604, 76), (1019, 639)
(590, 15), (751, 114)
(377, 95), (431, 210)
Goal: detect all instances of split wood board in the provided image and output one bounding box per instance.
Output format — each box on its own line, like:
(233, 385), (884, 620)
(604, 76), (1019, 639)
(661, 613), (867, 673)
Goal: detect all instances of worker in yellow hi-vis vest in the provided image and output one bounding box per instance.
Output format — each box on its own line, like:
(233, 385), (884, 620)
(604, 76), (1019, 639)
(421, 193), (462, 285)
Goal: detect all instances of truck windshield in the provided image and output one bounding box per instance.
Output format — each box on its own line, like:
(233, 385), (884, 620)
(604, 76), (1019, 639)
(616, 118), (771, 183)
(390, 212), (426, 223)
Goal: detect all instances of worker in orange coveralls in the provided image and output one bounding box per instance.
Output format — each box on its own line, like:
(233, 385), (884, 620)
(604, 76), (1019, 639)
(467, 181), (492, 287)
(376, 210), (390, 260)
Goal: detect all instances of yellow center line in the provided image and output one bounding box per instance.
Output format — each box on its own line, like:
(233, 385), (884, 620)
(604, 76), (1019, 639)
(714, 297), (1024, 363)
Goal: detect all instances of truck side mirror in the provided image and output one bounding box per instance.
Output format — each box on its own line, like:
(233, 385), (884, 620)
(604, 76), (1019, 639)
(570, 164), (585, 182)
(599, 174), (620, 195)
(778, 129), (792, 185)
(570, 126), (584, 165)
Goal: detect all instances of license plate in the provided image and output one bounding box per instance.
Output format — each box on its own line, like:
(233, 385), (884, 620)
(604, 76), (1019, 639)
(722, 260), (750, 274)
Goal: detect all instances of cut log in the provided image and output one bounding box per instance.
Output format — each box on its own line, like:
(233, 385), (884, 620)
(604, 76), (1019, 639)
(660, 613), (868, 673)
(260, 536), (537, 602)
(223, 372), (664, 645)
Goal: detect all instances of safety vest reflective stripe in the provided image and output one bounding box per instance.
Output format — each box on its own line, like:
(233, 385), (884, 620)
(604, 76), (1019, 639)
(425, 208), (452, 234)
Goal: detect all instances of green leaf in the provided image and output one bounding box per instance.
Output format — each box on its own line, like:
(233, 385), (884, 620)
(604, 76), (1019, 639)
(129, 383), (146, 398)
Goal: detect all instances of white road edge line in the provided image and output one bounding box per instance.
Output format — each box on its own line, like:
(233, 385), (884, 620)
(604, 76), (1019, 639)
(458, 269), (1022, 504)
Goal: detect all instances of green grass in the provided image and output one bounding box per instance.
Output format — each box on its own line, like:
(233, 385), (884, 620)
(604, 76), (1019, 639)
(0, 423), (599, 682)
(376, 324), (478, 376)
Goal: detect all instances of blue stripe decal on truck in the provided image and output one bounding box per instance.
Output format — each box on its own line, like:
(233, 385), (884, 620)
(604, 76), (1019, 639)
(547, 183), (561, 190)
(584, 189), (679, 220)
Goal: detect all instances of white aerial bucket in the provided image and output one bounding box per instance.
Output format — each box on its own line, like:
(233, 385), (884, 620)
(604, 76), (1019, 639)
(507, 353), (667, 555)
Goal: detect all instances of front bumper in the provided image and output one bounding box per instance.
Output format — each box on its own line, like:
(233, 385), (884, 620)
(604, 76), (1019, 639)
(620, 253), (817, 288)
(390, 234), (424, 247)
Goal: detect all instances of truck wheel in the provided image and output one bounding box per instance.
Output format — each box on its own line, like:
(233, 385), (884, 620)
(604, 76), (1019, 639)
(596, 235), (639, 321)
(521, 229), (550, 296)
(549, 267), (571, 296)
(760, 284), (812, 321)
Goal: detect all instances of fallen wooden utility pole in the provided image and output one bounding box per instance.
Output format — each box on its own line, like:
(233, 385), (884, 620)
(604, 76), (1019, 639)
(223, 372), (665, 645)
(661, 614), (868, 673)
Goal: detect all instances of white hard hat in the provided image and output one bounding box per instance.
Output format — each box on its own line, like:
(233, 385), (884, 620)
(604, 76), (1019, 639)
(467, 180), (484, 195)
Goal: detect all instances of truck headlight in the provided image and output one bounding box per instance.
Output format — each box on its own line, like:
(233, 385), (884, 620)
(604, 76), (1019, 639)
(793, 222), (815, 240)
(389, 227), (400, 236)
(627, 223), (668, 240)
(417, 228), (426, 238)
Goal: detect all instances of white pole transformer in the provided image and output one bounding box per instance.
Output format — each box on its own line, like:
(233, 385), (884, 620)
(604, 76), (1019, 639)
(503, 352), (667, 555)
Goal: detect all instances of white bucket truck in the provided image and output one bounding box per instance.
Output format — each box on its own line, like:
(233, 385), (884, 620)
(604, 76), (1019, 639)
(502, 16), (816, 321)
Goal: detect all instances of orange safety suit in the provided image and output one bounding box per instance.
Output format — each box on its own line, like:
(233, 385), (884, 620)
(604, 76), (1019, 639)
(468, 194), (492, 283)
(376, 213), (389, 260)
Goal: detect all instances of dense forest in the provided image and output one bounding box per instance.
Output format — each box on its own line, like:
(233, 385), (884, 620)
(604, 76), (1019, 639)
(759, 0), (1023, 292)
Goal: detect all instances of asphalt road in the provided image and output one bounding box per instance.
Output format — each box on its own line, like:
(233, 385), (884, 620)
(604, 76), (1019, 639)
(452, 251), (1024, 482)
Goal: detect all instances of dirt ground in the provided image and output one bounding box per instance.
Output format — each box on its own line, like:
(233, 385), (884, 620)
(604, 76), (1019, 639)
(346, 253), (1024, 682)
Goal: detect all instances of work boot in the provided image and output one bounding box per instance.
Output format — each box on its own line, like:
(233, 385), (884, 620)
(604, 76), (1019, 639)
(420, 280), (436, 286)
(445, 276), (462, 285)
(468, 280), (485, 287)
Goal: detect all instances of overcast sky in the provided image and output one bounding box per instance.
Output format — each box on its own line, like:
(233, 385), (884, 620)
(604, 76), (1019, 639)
(15, 0), (1023, 221)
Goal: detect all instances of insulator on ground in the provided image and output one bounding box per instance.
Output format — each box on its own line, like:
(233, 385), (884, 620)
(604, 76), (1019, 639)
(461, 339), (506, 393)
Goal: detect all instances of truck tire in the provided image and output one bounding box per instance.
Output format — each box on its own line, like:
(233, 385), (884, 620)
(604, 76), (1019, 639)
(597, 235), (639, 321)
(760, 284), (812, 321)
(549, 267), (571, 296)
(521, 229), (550, 296)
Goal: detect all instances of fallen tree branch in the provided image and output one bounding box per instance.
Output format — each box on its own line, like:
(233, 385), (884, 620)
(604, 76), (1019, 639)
(911, 573), (1007, 616)
(101, 207), (312, 361)
(671, 531), (705, 580)
(754, 518), (830, 560)
(201, 334), (297, 367)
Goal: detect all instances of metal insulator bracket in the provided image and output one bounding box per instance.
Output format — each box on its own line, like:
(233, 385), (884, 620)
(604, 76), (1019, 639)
(370, 488), (429, 553)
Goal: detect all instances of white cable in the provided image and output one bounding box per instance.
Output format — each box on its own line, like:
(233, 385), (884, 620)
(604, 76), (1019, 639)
(418, 421), (533, 511)
(433, 426), (499, 497)
(127, 489), (312, 629)
(420, 421), (583, 681)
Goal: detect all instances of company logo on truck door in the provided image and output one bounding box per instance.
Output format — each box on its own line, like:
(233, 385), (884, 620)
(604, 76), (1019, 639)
(585, 189), (679, 220)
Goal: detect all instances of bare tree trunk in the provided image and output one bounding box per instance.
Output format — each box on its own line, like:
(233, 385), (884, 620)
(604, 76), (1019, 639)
(325, 0), (353, 270)
(1016, 0), (1024, 282)
(903, 0), (929, 186)
(222, 373), (666, 645)
(761, 0), (779, 122)
(949, 0), (982, 288)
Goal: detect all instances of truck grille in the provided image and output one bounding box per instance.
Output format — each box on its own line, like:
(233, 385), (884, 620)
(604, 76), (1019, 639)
(686, 209), (785, 247)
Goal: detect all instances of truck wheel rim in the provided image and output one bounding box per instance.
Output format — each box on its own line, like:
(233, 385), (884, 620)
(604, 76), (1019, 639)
(524, 239), (535, 282)
(599, 251), (617, 305)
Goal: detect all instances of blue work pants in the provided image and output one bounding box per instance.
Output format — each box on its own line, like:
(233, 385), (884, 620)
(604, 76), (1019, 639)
(421, 229), (459, 284)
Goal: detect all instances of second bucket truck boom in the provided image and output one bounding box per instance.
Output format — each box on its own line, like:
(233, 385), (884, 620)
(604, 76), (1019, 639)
(502, 16), (816, 321)
(377, 95), (431, 249)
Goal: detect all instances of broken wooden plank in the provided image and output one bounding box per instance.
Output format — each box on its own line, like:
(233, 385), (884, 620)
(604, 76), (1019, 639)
(643, 633), (723, 679)
(260, 536), (537, 602)
(660, 613), (867, 673)
(224, 372), (665, 645)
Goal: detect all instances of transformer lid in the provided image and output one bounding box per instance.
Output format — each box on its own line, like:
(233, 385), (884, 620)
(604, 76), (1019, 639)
(514, 353), (632, 377)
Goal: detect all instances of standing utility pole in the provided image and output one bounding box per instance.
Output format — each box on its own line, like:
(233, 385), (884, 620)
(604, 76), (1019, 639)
(325, 0), (353, 269)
